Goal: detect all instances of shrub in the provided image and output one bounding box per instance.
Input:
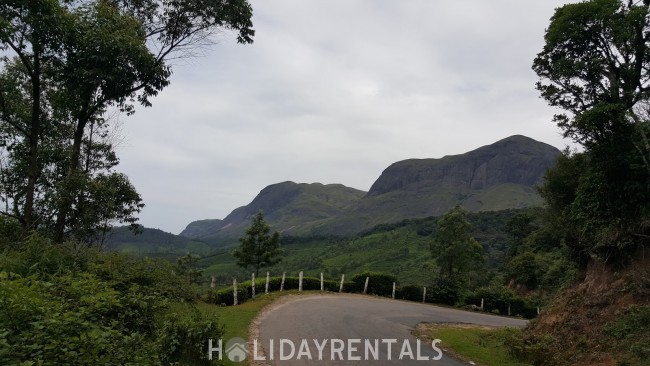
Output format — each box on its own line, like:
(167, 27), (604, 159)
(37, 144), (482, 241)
(349, 272), (397, 296)
(0, 241), (221, 365)
(0, 272), (152, 365)
(156, 312), (224, 366)
(397, 284), (424, 302)
(0, 234), (90, 278)
(0, 216), (22, 250)
(209, 285), (250, 306)
(604, 305), (650, 361)
(426, 279), (462, 306)
(207, 275), (341, 305)
(88, 252), (196, 302)
(464, 286), (538, 318)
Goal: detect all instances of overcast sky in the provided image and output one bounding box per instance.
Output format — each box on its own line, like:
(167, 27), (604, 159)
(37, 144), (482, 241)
(117, 0), (574, 234)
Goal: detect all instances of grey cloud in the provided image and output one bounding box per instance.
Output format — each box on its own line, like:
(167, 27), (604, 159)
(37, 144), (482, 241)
(117, 0), (573, 234)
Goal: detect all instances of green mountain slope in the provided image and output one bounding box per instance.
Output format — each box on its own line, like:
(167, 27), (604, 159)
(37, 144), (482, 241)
(179, 219), (223, 239)
(104, 226), (211, 258)
(311, 135), (560, 235)
(181, 135), (560, 245)
(180, 182), (366, 244)
(199, 209), (523, 286)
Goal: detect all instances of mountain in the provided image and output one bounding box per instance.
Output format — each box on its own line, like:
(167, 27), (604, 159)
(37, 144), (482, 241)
(181, 135), (561, 244)
(104, 226), (211, 257)
(179, 219), (223, 239)
(312, 135), (561, 234)
(180, 182), (366, 243)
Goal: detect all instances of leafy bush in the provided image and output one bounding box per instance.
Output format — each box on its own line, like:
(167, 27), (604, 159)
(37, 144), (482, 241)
(156, 312), (224, 366)
(464, 286), (538, 318)
(426, 279), (462, 306)
(0, 237), (219, 365)
(88, 251), (196, 302)
(604, 305), (650, 361)
(349, 272), (397, 296)
(0, 217), (22, 250)
(208, 285), (251, 306)
(397, 284), (424, 302)
(0, 234), (92, 278)
(0, 272), (152, 365)
(207, 275), (340, 305)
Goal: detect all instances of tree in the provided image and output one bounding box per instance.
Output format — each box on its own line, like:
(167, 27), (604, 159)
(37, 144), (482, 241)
(533, 0), (650, 262)
(0, 0), (254, 242)
(430, 206), (483, 282)
(233, 211), (282, 277)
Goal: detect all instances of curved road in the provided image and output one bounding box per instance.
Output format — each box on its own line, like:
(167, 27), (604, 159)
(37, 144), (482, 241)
(254, 294), (527, 365)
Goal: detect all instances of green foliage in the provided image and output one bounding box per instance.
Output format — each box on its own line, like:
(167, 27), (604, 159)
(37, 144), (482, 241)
(604, 305), (650, 361)
(233, 211), (282, 276)
(427, 278), (463, 306)
(209, 285), (251, 306)
(0, 273), (153, 365)
(105, 225), (211, 256)
(0, 237), (218, 365)
(0, 234), (92, 278)
(0, 0), (254, 242)
(349, 271), (397, 296)
(396, 285), (424, 302)
(201, 209), (537, 290)
(208, 275), (340, 306)
(533, 0), (650, 263)
(417, 325), (531, 366)
(0, 217), (21, 249)
(431, 206), (483, 282)
(503, 250), (579, 292)
(155, 311), (223, 366)
(465, 286), (539, 319)
(176, 254), (203, 285)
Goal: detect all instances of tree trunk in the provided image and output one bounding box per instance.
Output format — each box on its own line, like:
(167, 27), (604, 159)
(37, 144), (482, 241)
(24, 44), (41, 232)
(53, 118), (87, 243)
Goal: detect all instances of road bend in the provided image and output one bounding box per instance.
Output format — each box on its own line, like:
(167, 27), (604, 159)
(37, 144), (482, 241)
(254, 294), (527, 366)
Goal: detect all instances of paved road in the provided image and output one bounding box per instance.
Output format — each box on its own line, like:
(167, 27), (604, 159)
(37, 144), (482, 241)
(254, 294), (527, 365)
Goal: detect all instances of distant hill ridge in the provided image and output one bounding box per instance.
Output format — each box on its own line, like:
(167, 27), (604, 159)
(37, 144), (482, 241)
(180, 135), (561, 245)
(368, 135), (559, 195)
(179, 182), (365, 242)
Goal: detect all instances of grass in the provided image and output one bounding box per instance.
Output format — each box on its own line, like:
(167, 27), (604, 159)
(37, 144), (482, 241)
(415, 324), (531, 366)
(196, 290), (315, 366)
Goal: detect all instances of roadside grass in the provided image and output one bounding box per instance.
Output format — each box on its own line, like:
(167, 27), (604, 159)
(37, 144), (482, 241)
(415, 324), (531, 366)
(197, 290), (321, 366)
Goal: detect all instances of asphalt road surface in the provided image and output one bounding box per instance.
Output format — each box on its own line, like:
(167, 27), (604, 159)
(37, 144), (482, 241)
(255, 294), (527, 366)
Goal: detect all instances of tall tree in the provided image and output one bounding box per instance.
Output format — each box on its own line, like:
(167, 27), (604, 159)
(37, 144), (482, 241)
(233, 211), (282, 277)
(431, 206), (483, 282)
(0, 0), (254, 242)
(533, 0), (650, 262)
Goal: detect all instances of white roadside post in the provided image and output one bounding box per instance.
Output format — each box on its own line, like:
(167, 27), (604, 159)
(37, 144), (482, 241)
(392, 282), (396, 300)
(265, 272), (270, 294)
(481, 298), (484, 311)
(210, 276), (216, 289)
(233, 278), (238, 306)
(280, 272), (286, 291)
(363, 277), (369, 294)
(299, 271), (303, 292)
(422, 287), (427, 304)
(251, 273), (256, 299)
(508, 304), (511, 316)
(339, 274), (345, 293)
(320, 272), (324, 292)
